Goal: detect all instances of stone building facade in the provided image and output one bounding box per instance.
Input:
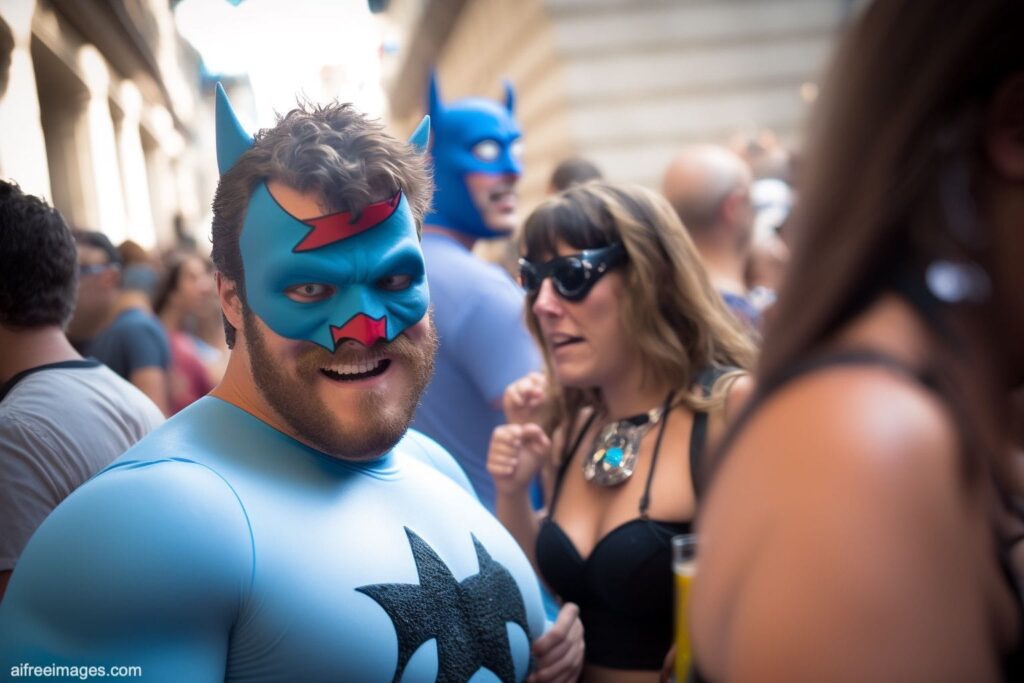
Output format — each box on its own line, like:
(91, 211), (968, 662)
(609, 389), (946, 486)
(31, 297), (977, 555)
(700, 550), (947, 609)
(0, 0), (206, 249)
(385, 0), (858, 218)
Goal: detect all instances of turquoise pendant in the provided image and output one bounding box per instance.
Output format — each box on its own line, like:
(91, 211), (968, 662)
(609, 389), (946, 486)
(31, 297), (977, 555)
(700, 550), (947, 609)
(583, 395), (673, 487)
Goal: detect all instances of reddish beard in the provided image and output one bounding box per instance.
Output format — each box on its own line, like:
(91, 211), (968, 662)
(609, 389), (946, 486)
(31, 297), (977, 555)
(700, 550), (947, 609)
(243, 308), (437, 460)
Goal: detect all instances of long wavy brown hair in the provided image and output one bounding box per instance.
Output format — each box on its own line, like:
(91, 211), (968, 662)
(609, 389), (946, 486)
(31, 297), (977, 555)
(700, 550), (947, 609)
(520, 182), (757, 440)
(758, 0), (1024, 484)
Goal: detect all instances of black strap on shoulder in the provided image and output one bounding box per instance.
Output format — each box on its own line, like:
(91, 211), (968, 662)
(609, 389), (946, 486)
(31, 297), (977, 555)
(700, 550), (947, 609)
(638, 390), (676, 518)
(689, 366), (738, 500)
(547, 410), (598, 516)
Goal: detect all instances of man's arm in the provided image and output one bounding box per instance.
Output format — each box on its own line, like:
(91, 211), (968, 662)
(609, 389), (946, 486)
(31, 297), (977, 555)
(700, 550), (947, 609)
(0, 460), (253, 681)
(123, 314), (173, 415)
(0, 416), (73, 604)
(402, 429), (476, 496)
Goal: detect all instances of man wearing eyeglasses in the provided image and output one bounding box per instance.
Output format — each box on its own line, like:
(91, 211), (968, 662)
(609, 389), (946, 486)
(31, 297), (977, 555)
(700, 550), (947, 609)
(66, 230), (172, 414)
(411, 73), (542, 512)
(0, 181), (163, 603)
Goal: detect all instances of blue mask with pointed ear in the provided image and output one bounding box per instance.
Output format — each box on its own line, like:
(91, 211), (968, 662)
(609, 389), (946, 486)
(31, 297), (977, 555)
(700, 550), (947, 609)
(215, 83), (432, 350)
(425, 71), (522, 239)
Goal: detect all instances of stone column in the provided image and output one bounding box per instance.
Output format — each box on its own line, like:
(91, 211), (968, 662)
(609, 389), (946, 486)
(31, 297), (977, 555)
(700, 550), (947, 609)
(142, 103), (183, 248)
(0, 0), (51, 197)
(77, 44), (127, 243)
(115, 80), (157, 248)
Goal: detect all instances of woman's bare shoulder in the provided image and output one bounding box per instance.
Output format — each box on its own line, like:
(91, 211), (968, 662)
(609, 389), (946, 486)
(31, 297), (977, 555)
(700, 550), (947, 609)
(723, 373), (755, 419)
(692, 366), (997, 682)
(721, 363), (959, 496)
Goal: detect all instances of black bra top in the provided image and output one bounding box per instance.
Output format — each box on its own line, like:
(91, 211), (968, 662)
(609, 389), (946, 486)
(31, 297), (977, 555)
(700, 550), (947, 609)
(536, 367), (727, 671)
(689, 349), (1024, 682)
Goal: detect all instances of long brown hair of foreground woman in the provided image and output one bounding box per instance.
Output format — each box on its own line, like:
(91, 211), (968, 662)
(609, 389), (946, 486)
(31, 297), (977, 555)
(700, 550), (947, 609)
(489, 182), (756, 683)
(691, 1), (1024, 681)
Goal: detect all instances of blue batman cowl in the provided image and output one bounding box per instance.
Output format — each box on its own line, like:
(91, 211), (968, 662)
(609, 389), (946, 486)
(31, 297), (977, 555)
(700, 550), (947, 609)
(425, 72), (522, 239)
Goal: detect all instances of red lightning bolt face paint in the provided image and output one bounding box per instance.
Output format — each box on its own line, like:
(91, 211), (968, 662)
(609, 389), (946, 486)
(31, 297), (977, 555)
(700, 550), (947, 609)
(294, 193), (401, 253)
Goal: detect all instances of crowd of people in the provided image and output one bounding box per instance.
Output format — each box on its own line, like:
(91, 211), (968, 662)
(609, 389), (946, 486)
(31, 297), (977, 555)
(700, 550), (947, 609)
(1, 0), (1022, 681)
(63, 231), (225, 417)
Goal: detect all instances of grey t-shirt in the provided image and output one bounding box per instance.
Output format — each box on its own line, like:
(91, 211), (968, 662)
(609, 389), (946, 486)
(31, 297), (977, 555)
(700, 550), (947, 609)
(0, 360), (164, 571)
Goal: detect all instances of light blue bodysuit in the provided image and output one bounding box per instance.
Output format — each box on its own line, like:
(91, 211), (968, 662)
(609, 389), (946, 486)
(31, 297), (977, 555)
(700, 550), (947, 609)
(0, 397), (545, 682)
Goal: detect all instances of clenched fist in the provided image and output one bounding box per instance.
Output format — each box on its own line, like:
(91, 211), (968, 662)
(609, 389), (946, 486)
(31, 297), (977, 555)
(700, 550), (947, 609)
(487, 423), (551, 496)
(503, 372), (549, 426)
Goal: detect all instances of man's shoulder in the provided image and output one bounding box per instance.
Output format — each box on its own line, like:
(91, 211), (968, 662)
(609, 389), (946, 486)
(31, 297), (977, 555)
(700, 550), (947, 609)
(84, 437), (256, 552)
(89, 308), (168, 359)
(75, 362), (164, 415)
(5, 421), (254, 566)
(104, 364), (166, 423)
(106, 307), (166, 338)
(91, 308), (171, 374)
(397, 429), (477, 498)
(423, 235), (518, 288)
(1, 362), (163, 433)
(431, 262), (524, 319)
(114, 397), (234, 464)
(0, 364), (161, 509)
(0, 453), (254, 638)
(719, 289), (762, 329)
(99, 451), (242, 502)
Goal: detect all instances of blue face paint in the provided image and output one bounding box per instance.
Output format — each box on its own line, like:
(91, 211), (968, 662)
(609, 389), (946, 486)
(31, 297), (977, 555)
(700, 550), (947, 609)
(240, 185), (428, 351)
(214, 83), (432, 351)
(425, 72), (522, 239)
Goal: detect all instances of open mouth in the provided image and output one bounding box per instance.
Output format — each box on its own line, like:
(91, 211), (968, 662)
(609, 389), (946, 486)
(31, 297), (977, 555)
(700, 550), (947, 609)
(489, 188), (517, 210)
(320, 358), (391, 382)
(550, 334), (584, 350)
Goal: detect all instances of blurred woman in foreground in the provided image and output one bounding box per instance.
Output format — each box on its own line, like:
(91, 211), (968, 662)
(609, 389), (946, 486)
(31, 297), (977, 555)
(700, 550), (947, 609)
(489, 182), (756, 682)
(690, 1), (1024, 681)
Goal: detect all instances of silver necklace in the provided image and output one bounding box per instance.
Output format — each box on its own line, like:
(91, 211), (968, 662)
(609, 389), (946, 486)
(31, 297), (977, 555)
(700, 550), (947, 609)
(582, 401), (669, 487)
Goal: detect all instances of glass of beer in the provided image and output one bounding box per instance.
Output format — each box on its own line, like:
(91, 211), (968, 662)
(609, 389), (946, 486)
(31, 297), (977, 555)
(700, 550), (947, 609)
(672, 533), (698, 683)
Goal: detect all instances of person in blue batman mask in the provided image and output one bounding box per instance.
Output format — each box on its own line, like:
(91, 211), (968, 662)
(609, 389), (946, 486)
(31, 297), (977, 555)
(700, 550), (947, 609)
(0, 84), (584, 683)
(412, 72), (543, 512)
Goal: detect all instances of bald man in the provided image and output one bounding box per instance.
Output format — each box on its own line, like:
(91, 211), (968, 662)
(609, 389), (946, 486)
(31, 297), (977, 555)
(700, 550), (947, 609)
(662, 145), (760, 331)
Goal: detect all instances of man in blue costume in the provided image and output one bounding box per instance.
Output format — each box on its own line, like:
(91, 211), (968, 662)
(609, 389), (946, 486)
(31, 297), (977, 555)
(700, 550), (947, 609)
(412, 74), (542, 511)
(0, 86), (582, 683)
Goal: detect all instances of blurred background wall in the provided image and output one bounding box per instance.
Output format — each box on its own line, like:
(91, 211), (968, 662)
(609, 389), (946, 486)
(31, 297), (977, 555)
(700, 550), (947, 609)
(1, 0), (863, 253)
(384, 0), (860, 218)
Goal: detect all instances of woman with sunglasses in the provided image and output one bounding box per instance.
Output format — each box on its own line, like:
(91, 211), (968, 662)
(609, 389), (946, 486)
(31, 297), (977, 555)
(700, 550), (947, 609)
(689, 1), (1024, 681)
(488, 181), (757, 682)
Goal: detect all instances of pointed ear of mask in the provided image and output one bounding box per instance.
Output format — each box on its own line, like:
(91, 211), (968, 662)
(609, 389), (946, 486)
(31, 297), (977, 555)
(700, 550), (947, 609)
(408, 115), (431, 154)
(427, 70), (445, 125)
(503, 79), (515, 114)
(215, 82), (254, 176)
